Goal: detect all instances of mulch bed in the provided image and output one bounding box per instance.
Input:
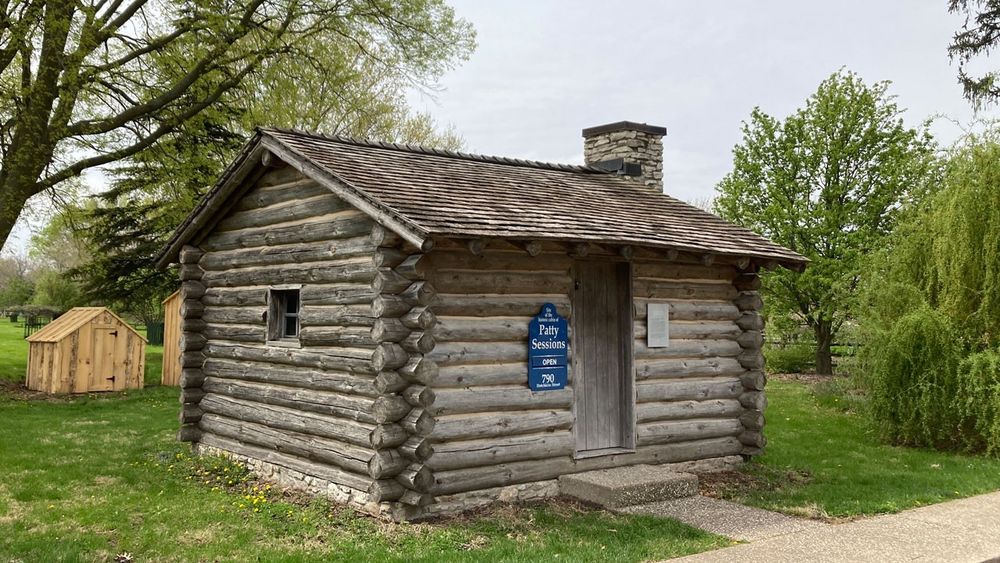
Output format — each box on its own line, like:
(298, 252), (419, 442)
(697, 470), (762, 498)
(0, 379), (100, 402)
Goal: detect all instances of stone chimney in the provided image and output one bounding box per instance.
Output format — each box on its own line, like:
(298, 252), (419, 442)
(582, 121), (667, 192)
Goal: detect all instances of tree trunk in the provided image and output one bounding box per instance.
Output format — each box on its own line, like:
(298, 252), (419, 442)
(814, 320), (834, 375)
(0, 184), (34, 250)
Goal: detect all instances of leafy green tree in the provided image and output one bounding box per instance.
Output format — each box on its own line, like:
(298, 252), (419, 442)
(0, 277), (33, 309)
(715, 70), (939, 375)
(949, 0), (1000, 107)
(72, 51), (466, 320)
(240, 33), (466, 147)
(26, 208), (89, 312)
(0, 0), (474, 249)
(0, 253), (33, 308)
(73, 112), (242, 323)
(31, 268), (83, 312)
(29, 203), (92, 272)
(20, 195), (94, 313)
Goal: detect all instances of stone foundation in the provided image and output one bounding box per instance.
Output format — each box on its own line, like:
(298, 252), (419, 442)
(195, 443), (743, 521)
(194, 443), (402, 519)
(420, 455), (743, 519)
(423, 480), (561, 519)
(668, 455), (744, 474)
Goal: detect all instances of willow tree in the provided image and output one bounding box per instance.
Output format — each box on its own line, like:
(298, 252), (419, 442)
(715, 70), (938, 375)
(857, 130), (1000, 450)
(0, 0), (474, 249)
(875, 131), (1000, 347)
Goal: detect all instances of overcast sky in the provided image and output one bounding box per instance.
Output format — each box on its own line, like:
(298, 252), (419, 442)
(409, 0), (990, 203)
(1, 1), (992, 255)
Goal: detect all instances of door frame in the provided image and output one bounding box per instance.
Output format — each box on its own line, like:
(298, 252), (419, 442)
(570, 257), (637, 459)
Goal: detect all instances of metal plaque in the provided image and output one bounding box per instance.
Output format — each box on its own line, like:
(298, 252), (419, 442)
(647, 303), (670, 348)
(528, 303), (568, 391)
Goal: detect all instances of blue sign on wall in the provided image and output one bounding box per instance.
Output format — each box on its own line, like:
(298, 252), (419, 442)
(528, 303), (568, 391)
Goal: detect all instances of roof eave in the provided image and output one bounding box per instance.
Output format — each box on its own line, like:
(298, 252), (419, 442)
(428, 233), (808, 271)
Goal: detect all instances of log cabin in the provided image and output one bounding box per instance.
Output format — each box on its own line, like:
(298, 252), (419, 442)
(156, 121), (806, 520)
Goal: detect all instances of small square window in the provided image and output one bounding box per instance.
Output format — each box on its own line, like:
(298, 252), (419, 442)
(268, 289), (300, 342)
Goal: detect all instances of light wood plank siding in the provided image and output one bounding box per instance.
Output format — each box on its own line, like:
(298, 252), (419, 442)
(25, 308), (145, 394)
(161, 291), (182, 385)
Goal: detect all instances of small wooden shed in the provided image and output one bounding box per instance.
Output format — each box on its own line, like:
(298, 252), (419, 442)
(156, 122), (807, 520)
(161, 290), (182, 386)
(26, 307), (146, 394)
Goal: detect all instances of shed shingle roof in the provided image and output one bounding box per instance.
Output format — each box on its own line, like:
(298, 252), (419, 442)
(158, 128), (806, 268)
(27, 307), (145, 343)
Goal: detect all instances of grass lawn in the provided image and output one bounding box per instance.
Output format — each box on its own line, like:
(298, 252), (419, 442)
(0, 321), (728, 562)
(9, 315), (1000, 559)
(0, 319), (28, 384)
(711, 378), (1000, 519)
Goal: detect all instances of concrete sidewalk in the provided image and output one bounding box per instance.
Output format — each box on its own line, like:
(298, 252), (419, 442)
(621, 495), (826, 542)
(671, 491), (1000, 562)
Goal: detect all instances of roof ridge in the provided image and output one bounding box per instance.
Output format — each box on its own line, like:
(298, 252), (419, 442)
(258, 126), (608, 174)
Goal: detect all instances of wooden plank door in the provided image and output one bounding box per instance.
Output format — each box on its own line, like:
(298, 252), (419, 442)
(572, 260), (634, 456)
(90, 326), (118, 392)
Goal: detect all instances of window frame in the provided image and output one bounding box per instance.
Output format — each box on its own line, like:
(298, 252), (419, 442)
(266, 285), (302, 347)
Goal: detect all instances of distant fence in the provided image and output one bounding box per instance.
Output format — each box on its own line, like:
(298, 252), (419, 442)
(23, 316), (50, 339)
(765, 337), (862, 358)
(146, 322), (165, 345)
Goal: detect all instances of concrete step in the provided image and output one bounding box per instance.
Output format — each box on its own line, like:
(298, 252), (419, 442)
(558, 464), (699, 508)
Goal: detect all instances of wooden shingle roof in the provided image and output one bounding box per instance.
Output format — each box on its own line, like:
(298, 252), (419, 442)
(26, 307), (145, 343)
(158, 128), (807, 269)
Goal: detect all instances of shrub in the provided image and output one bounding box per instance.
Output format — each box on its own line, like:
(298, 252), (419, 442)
(764, 343), (815, 374)
(955, 351), (1000, 455)
(855, 132), (1000, 453)
(860, 306), (962, 448)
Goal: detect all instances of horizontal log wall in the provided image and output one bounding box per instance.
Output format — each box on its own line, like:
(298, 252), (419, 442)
(191, 167), (388, 501)
(178, 244), (206, 442)
(631, 257), (755, 461)
(423, 242), (757, 498)
(424, 246), (573, 498)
